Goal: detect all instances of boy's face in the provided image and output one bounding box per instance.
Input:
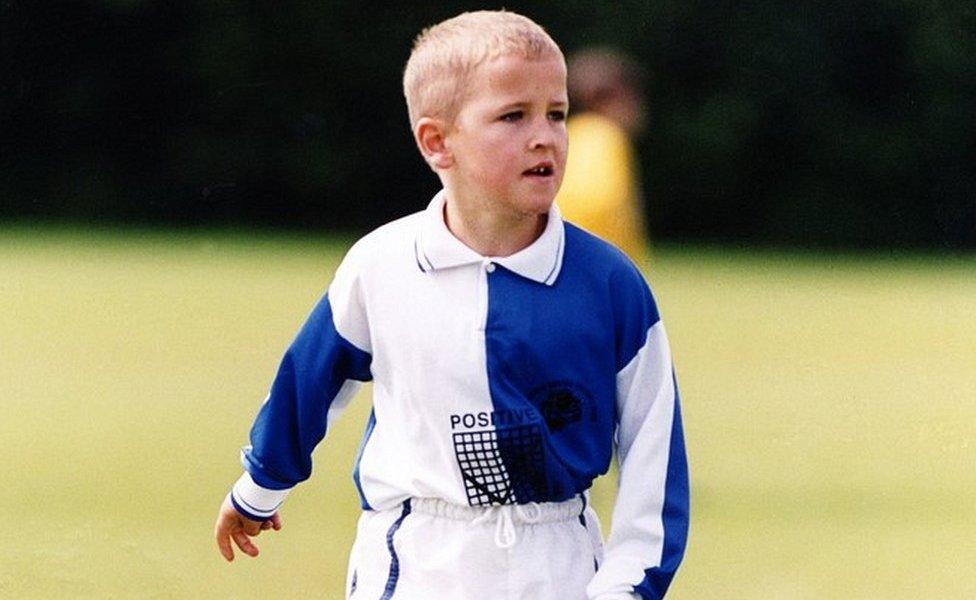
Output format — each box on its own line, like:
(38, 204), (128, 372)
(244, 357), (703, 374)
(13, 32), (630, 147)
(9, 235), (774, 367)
(443, 53), (568, 219)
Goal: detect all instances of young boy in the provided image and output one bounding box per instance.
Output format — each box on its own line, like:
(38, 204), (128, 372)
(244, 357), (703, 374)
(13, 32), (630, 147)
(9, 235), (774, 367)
(214, 10), (688, 600)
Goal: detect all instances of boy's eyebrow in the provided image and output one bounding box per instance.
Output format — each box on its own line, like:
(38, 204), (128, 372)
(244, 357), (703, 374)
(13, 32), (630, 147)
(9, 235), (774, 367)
(496, 99), (569, 112)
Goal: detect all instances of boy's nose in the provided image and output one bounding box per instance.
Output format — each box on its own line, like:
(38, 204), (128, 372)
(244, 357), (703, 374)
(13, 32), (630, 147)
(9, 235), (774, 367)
(528, 123), (558, 150)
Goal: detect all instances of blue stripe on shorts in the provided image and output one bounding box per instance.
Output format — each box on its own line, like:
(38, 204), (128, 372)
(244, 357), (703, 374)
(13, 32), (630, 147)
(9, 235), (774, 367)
(379, 500), (412, 600)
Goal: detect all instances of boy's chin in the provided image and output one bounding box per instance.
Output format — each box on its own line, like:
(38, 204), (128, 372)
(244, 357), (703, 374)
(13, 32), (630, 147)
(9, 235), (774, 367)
(520, 179), (561, 206)
(533, 190), (560, 210)
(513, 196), (555, 216)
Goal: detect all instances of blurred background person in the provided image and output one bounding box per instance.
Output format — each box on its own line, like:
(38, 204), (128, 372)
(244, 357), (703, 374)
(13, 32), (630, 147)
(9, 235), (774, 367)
(557, 47), (649, 264)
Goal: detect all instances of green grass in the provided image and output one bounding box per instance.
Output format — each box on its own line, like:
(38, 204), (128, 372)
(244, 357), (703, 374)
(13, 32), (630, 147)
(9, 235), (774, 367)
(1, 226), (974, 599)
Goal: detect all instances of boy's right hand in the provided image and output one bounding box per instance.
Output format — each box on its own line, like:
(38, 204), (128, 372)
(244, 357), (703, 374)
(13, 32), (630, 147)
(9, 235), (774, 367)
(214, 493), (282, 561)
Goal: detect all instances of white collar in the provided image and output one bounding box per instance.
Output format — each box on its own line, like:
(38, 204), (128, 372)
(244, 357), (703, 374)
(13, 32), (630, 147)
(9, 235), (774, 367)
(415, 190), (565, 286)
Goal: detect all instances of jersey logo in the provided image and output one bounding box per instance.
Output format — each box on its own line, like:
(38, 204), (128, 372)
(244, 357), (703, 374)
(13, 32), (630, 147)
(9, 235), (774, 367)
(539, 387), (584, 431)
(452, 425), (545, 506)
(450, 385), (592, 506)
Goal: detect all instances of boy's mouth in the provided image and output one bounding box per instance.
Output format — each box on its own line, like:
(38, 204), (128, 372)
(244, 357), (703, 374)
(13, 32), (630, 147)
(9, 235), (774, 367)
(523, 162), (554, 177)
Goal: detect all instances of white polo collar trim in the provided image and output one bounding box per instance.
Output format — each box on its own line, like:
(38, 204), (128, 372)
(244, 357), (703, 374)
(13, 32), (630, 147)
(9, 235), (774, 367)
(415, 190), (565, 286)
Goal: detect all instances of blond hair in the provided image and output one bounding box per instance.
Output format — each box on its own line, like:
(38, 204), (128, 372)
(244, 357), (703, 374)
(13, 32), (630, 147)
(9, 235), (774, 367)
(403, 10), (564, 128)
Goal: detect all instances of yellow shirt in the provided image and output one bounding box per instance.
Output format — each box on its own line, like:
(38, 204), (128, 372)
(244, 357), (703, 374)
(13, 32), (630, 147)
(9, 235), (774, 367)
(556, 113), (647, 263)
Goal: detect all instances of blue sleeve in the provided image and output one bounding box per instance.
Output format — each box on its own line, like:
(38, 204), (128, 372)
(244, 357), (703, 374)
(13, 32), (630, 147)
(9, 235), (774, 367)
(633, 375), (689, 599)
(241, 293), (373, 490)
(589, 263), (689, 600)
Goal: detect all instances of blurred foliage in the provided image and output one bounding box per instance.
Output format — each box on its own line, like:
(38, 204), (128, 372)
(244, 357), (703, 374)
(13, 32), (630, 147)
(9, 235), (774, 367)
(1, 0), (973, 247)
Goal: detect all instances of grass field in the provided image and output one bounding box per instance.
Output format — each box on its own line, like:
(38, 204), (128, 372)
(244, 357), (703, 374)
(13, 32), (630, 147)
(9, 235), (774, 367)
(1, 225), (974, 599)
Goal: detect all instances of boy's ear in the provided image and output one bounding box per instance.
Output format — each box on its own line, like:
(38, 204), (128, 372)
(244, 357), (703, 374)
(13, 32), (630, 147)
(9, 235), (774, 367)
(414, 117), (454, 170)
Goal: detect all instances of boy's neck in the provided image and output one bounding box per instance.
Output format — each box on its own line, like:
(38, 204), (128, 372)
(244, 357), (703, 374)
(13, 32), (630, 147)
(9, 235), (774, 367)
(443, 193), (548, 258)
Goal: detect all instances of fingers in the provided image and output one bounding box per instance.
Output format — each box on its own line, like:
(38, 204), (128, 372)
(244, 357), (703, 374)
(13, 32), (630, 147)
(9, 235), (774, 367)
(242, 518), (262, 536)
(214, 517), (236, 562)
(232, 529), (260, 558)
(216, 527), (235, 562)
(215, 493), (280, 562)
(215, 518), (263, 561)
(254, 513), (282, 533)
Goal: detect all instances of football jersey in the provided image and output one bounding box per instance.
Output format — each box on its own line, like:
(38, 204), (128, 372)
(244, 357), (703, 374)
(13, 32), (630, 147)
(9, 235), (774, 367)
(230, 190), (688, 597)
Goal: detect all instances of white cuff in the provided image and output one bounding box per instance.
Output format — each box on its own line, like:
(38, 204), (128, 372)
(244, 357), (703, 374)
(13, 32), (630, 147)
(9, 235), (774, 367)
(230, 471), (290, 520)
(592, 594), (640, 600)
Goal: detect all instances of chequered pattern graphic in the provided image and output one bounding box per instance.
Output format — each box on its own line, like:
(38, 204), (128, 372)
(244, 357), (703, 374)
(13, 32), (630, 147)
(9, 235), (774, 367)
(453, 424), (544, 506)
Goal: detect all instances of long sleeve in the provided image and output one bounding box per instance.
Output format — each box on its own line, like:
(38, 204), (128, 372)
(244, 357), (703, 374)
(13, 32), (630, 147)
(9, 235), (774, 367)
(587, 272), (689, 599)
(230, 251), (373, 521)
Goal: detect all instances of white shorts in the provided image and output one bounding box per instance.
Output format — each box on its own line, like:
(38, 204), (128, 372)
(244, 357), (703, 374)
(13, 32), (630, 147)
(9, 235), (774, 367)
(345, 496), (605, 600)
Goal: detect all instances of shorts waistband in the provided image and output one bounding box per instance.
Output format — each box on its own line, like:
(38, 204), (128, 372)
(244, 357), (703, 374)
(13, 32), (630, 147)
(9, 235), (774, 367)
(409, 495), (586, 524)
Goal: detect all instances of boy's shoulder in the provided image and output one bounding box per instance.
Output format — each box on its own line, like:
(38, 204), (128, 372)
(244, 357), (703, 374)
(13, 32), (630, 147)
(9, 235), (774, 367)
(561, 221), (661, 360)
(340, 209), (427, 270)
(561, 219), (659, 310)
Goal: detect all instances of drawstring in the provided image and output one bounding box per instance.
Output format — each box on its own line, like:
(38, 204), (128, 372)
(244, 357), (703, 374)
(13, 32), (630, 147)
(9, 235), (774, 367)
(473, 503), (542, 548)
(411, 495), (585, 549)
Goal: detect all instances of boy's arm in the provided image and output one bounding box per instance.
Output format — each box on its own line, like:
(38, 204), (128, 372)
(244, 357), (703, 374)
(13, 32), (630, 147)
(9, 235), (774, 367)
(587, 274), (689, 600)
(215, 250), (373, 558)
(231, 287), (372, 519)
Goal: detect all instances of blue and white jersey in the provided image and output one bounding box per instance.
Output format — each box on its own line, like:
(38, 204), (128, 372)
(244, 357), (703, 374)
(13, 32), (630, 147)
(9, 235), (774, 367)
(231, 190), (688, 598)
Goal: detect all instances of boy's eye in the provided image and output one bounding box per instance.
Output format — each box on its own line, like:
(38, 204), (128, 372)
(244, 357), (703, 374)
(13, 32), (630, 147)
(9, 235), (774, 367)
(548, 110), (567, 122)
(500, 111), (523, 122)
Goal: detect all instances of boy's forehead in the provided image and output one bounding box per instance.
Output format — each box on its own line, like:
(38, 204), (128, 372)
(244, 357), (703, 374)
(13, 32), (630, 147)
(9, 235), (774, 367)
(470, 53), (567, 98)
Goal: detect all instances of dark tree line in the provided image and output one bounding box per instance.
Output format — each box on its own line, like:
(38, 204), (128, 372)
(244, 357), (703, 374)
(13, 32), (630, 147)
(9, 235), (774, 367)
(2, 0), (973, 248)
